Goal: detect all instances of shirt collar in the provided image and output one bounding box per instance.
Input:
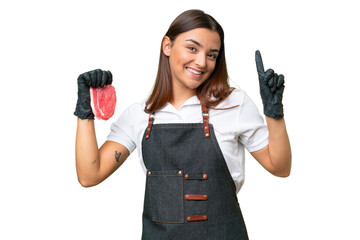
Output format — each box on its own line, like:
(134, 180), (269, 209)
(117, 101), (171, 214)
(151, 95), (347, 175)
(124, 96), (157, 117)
(159, 95), (201, 113)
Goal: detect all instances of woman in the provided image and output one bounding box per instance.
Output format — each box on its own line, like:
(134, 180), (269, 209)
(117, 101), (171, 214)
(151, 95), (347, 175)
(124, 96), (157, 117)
(75, 9), (291, 239)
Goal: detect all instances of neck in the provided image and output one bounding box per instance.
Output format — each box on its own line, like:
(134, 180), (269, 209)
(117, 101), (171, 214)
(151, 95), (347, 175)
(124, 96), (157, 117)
(171, 83), (197, 110)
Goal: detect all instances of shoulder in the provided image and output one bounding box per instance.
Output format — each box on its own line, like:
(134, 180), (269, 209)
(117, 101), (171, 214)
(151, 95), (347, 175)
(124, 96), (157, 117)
(211, 88), (262, 125)
(215, 88), (250, 109)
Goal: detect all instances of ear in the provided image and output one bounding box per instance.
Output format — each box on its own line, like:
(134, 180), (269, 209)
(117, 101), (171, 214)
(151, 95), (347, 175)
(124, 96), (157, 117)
(162, 36), (171, 56)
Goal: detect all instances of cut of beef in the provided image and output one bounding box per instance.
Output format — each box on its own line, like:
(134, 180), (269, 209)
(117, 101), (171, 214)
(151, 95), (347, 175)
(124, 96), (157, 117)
(90, 85), (116, 120)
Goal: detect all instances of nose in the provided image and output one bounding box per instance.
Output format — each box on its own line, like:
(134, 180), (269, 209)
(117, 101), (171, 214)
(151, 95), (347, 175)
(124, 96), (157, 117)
(194, 53), (206, 69)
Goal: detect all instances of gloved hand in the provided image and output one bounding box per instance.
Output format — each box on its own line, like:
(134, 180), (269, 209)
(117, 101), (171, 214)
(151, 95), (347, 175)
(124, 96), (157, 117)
(255, 50), (285, 119)
(74, 69), (113, 119)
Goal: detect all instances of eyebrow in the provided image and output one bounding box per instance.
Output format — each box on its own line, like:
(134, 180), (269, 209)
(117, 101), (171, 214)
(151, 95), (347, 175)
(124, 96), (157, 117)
(185, 39), (219, 52)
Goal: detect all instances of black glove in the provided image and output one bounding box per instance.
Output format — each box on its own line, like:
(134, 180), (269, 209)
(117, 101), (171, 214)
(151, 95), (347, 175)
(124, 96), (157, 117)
(255, 50), (285, 119)
(74, 69), (113, 119)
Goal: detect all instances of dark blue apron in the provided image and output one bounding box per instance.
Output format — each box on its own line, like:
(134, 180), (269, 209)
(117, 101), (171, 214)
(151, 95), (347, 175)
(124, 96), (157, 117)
(141, 106), (249, 239)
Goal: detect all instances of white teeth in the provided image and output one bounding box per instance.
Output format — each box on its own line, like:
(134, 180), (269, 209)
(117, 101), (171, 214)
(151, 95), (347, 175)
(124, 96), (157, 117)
(186, 67), (202, 75)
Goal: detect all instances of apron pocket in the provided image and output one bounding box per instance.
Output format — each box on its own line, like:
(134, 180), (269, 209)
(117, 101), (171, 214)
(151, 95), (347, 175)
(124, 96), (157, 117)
(147, 169), (184, 223)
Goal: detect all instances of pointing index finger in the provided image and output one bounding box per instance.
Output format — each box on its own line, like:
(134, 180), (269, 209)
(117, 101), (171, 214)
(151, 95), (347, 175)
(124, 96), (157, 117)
(255, 50), (265, 78)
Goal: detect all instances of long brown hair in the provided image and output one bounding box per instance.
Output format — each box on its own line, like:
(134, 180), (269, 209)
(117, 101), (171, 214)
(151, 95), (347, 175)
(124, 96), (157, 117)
(145, 9), (234, 114)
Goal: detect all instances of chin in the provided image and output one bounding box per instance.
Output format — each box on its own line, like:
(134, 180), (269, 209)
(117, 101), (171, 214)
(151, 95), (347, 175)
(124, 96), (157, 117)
(186, 82), (203, 90)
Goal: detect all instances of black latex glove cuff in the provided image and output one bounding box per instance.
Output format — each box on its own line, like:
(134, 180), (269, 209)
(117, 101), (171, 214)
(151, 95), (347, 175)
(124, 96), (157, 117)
(74, 91), (94, 119)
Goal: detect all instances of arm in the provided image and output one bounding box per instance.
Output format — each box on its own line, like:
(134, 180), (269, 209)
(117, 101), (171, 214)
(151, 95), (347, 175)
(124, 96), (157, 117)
(75, 118), (129, 187)
(74, 69), (129, 187)
(252, 50), (291, 177)
(250, 117), (291, 177)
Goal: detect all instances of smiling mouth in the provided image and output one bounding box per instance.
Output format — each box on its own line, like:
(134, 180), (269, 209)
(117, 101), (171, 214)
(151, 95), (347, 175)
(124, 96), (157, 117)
(186, 67), (203, 76)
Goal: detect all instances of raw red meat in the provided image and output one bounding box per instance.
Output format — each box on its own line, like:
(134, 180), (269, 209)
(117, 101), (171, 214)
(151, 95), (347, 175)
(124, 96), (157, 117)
(90, 85), (116, 120)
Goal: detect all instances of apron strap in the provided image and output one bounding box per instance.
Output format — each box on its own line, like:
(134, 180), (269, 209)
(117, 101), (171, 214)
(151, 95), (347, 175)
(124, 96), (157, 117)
(145, 114), (154, 139)
(202, 105), (210, 138)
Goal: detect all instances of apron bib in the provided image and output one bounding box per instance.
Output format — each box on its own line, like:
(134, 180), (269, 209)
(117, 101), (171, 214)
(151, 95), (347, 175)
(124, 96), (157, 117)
(141, 106), (249, 240)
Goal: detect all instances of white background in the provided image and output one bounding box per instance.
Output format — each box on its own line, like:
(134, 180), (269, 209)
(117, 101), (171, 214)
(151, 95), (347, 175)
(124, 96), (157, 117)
(1, 0), (359, 239)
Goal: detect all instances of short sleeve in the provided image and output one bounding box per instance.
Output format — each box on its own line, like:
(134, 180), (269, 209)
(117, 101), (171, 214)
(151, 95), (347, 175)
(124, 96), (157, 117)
(106, 105), (137, 153)
(237, 93), (268, 152)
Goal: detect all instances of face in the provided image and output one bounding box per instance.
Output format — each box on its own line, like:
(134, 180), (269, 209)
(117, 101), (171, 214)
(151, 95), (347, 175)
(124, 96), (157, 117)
(163, 28), (221, 95)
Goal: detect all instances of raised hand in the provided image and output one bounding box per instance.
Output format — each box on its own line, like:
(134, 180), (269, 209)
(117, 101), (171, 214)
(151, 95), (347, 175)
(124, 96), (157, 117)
(74, 69), (113, 119)
(255, 50), (285, 119)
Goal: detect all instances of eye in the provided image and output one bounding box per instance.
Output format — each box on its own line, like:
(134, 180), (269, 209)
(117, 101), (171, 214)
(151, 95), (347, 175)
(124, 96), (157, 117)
(208, 53), (218, 60)
(187, 46), (197, 52)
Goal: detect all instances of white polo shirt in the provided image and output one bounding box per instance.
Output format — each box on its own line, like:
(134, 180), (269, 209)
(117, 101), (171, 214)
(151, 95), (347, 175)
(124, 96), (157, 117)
(107, 88), (268, 193)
